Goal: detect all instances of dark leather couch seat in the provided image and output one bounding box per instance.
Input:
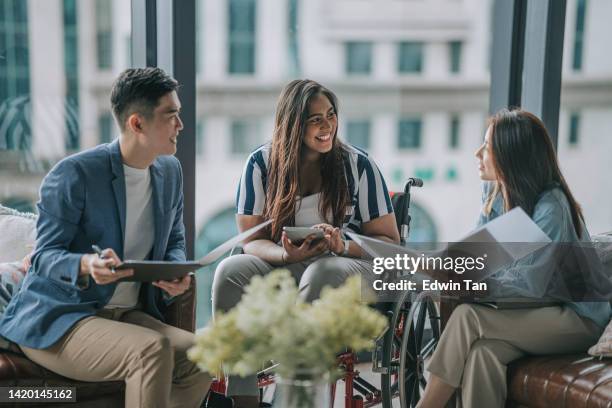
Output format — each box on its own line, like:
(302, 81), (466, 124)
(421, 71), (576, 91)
(507, 354), (612, 408)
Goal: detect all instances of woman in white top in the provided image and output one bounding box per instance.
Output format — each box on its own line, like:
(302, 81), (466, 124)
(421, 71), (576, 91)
(213, 79), (399, 407)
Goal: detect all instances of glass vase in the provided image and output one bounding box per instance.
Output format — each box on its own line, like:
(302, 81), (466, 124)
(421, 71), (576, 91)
(274, 371), (330, 408)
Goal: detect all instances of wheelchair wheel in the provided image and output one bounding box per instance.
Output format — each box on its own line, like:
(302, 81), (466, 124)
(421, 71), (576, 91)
(399, 291), (441, 408)
(379, 289), (416, 408)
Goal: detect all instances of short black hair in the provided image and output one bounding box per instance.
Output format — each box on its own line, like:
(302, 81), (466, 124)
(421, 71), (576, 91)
(110, 67), (179, 130)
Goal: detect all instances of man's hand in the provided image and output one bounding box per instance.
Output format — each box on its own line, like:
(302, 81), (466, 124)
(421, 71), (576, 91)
(80, 248), (133, 284)
(153, 274), (192, 297)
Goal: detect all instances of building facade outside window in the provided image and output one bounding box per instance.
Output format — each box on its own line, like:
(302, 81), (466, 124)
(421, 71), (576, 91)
(196, 118), (205, 156)
(449, 115), (460, 149)
(398, 41), (423, 73)
(228, 0), (256, 74)
(287, 0), (300, 76)
(398, 118), (422, 149)
(98, 112), (114, 144)
(449, 40), (462, 74)
(230, 119), (260, 155)
(63, 0), (79, 151)
(572, 0), (587, 71)
(346, 120), (371, 150)
(95, 0), (112, 70)
(345, 41), (372, 75)
(0, 0), (30, 102)
(569, 112), (580, 146)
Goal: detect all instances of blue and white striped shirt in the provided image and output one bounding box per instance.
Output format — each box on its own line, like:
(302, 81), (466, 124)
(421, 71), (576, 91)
(236, 143), (394, 233)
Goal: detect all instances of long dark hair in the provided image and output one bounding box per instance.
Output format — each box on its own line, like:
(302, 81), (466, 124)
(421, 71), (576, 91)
(264, 79), (350, 241)
(484, 109), (584, 237)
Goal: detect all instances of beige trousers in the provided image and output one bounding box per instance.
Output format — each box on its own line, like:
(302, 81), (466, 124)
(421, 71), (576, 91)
(20, 308), (211, 408)
(427, 303), (602, 408)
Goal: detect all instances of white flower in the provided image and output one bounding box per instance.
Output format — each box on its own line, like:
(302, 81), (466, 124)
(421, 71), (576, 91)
(189, 270), (388, 379)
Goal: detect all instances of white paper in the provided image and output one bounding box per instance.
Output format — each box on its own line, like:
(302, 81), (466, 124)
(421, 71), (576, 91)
(196, 219), (272, 266)
(346, 207), (552, 281)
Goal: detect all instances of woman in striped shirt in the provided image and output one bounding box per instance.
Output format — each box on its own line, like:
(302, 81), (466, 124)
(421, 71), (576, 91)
(212, 79), (399, 407)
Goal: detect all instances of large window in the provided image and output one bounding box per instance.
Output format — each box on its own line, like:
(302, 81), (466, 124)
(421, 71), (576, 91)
(0, 1), (30, 102)
(345, 42), (372, 75)
(230, 119), (260, 155)
(559, 0), (612, 235)
(449, 115), (460, 149)
(449, 41), (462, 74)
(398, 119), (422, 149)
(63, 0), (79, 151)
(0, 0), (131, 214)
(228, 0), (256, 74)
(95, 0), (113, 70)
(398, 41), (424, 73)
(0, 0), (30, 153)
(572, 0), (587, 71)
(194, 0), (492, 326)
(346, 120), (371, 151)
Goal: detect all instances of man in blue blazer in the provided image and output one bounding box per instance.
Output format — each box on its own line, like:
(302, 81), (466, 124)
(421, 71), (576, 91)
(0, 68), (210, 408)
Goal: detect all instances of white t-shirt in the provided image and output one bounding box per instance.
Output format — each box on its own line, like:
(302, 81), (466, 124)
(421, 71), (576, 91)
(295, 193), (326, 226)
(105, 164), (155, 309)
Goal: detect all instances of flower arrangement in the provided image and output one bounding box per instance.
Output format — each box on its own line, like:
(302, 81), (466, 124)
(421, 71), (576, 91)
(188, 269), (387, 379)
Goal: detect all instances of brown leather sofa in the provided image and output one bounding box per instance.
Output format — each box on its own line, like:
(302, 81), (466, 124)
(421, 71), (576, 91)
(441, 302), (612, 407)
(0, 283), (197, 408)
(507, 354), (612, 407)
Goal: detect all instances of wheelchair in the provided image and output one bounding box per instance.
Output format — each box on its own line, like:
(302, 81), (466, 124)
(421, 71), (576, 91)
(207, 178), (442, 408)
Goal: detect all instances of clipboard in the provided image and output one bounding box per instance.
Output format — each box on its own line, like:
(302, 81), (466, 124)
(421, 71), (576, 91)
(116, 219), (272, 282)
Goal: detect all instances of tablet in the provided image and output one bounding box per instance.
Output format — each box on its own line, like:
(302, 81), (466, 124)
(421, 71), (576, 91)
(116, 261), (203, 282)
(283, 227), (325, 244)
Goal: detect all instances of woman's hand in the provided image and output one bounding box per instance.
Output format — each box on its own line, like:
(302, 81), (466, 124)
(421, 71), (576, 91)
(281, 231), (329, 263)
(153, 274), (192, 297)
(313, 223), (344, 255)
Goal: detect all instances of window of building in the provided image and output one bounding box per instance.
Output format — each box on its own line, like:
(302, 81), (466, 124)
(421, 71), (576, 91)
(345, 42), (372, 75)
(98, 112), (114, 144)
(63, 0), (80, 151)
(449, 115), (460, 149)
(445, 166), (458, 181)
(287, 0), (300, 76)
(230, 119), (260, 155)
(398, 118), (422, 149)
(449, 40), (462, 74)
(346, 120), (371, 150)
(196, 118), (205, 156)
(0, 0), (30, 101)
(95, 0), (113, 70)
(398, 41), (423, 73)
(228, 0), (256, 74)
(569, 112), (580, 146)
(414, 166), (434, 182)
(406, 202), (438, 243)
(572, 0), (587, 71)
(195, 206), (238, 327)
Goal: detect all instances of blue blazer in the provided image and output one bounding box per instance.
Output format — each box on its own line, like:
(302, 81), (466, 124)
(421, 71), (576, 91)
(0, 140), (186, 349)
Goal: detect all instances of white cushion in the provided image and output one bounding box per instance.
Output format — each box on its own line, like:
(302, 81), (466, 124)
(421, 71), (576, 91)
(0, 205), (36, 263)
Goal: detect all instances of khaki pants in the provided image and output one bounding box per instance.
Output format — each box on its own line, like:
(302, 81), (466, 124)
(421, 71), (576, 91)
(20, 308), (211, 408)
(427, 303), (602, 408)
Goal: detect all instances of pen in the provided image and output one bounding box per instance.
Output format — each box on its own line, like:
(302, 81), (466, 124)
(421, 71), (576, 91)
(92, 245), (116, 274)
